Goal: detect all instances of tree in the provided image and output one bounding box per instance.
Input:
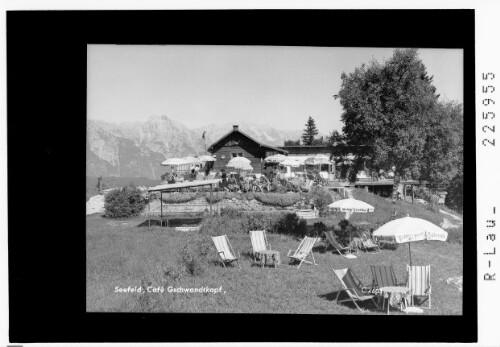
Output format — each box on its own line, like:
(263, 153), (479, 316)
(302, 116), (319, 145)
(338, 49), (461, 190)
(327, 130), (351, 180)
(420, 100), (463, 189)
(311, 136), (325, 146)
(284, 139), (301, 146)
(445, 170), (463, 213)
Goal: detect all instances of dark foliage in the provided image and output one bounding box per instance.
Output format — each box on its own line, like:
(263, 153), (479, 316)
(104, 184), (147, 218)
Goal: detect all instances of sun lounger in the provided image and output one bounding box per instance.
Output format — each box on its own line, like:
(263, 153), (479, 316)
(332, 268), (380, 312)
(324, 231), (357, 258)
(211, 235), (241, 269)
(406, 265), (431, 308)
(359, 235), (382, 253)
(287, 236), (319, 269)
(370, 265), (399, 288)
(250, 230), (271, 256)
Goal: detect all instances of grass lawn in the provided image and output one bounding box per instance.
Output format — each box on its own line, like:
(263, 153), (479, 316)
(87, 213), (463, 314)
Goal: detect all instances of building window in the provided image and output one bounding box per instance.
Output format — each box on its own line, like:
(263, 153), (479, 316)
(232, 153), (243, 158)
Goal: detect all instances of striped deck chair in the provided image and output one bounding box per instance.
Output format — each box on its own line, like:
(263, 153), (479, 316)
(287, 236), (319, 269)
(211, 235), (241, 269)
(333, 268), (380, 312)
(324, 231), (357, 259)
(360, 235), (382, 254)
(250, 230), (271, 260)
(370, 265), (398, 288)
(407, 265), (432, 308)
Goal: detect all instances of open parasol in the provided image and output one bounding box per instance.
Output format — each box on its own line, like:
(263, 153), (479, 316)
(372, 215), (448, 265)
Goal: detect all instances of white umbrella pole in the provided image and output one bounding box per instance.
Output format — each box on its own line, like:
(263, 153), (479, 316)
(408, 242), (412, 266)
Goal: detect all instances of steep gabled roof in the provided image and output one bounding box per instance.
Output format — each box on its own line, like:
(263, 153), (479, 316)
(207, 126), (288, 154)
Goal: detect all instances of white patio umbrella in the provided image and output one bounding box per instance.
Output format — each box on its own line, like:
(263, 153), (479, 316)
(183, 156), (202, 164)
(226, 157), (251, 169)
(226, 157), (253, 175)
(281, 158), (300, 167)
(304, 154), (331, 165)
(238, 164), (254, 172)
(372, 215), (448, 265)
(198, 155), (216, 162)
(161, 158), (188, 166)
(328, 198), (375, 219)
(264, 154), (287, 163)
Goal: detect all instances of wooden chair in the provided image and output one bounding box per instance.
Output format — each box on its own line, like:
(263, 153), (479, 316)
(406, 265), (432, 308)
(211, 235), (241, 269)
(324, 231), (357, 258)
(332, 268), (380, 312)
(287, 236), (319, 269)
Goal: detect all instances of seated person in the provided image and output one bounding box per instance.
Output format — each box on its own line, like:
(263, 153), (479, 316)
(167, 174), (176, 184)
(228, 174), (237, 191)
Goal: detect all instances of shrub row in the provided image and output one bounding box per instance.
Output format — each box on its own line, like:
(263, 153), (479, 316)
(200, 208), (308, 238)
(253, 192), (302, 207)
(161, 192), (198, 204)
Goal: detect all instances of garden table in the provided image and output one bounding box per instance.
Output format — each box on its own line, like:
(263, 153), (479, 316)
(257, 250), (281, 268)
(379, 286), (410, 315)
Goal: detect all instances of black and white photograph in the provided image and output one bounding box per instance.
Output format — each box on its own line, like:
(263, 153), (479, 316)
(7, 6), (493, 345)
(86, 44), (464, 315)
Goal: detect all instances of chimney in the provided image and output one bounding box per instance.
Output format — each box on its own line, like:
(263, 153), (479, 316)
(233, 125), (239, 131)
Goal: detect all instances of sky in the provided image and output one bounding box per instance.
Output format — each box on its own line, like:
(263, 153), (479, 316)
(87, 45), (463, 132)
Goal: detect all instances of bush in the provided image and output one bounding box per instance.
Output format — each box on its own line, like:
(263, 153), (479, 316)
(446, 225), (463, 244)
(178, 240), (206, 276)
(312, 221), (328, 237)
(445, 172), (463, 213)
(104, 185), (147, 218)
(272, 213), (308, 238)
(161, 192), (198, 204)
(307, 186), (333, 216)
(253, 192), (301, 207)
(334, 219), (359, 244)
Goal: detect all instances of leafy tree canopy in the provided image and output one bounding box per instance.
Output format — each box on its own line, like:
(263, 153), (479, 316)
(338, 48), (463, 189)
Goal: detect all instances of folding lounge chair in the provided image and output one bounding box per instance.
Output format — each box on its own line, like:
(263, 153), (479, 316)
(324, 231), (357, 259)
(370, 265), (401, 309)
(332, 268), (380, 312)
(211, 235), (241, 269)
(287, 236), (319, 269)
(360, 235), (382, 254)
(406, 265), (432, 308)
(249, 230), (271, 263)
(370, 265), (398, 288)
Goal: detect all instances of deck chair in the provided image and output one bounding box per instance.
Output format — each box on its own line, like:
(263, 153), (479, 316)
(324, 231), (357, 259)
(407, 265), (432, 308)
(211, 235), (241, 269)
(359, 235), (382, 254)
(332, 268), (380, 312)
(287, 236), (319, 269)
(370, 265), (400, 309)
(249, 230), (271, 261)
(370, 265), (399, 288)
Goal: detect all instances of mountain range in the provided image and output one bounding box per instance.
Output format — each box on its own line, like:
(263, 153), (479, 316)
(87, 115), (308, 179)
